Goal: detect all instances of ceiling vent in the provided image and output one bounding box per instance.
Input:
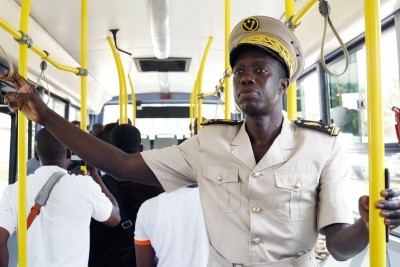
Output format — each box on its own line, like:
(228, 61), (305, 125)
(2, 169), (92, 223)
(133, 57), (191, 72)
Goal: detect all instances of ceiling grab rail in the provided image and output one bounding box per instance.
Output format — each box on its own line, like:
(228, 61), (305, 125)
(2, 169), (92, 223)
(0, 17), (83, 75)
(107, 35), (128, 124)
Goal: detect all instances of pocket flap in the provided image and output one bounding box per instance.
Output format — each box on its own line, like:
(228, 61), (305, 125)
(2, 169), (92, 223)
(203, 165), (239, 185)
(275, 172), (317, 192)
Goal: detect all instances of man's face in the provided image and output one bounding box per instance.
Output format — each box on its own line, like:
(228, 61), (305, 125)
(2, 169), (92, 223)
(232, 48), (288, 117)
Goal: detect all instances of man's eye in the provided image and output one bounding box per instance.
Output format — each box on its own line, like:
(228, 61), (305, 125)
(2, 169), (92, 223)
(234, 70), (243, 75)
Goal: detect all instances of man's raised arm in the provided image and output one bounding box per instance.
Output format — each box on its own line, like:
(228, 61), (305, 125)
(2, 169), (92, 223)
(2, 71), (160, 186)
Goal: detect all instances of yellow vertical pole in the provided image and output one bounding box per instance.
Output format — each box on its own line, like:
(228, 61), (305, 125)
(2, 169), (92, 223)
(190, 79), (199, 135)
(128, 75), (136, 126)
(79, 0), (88, 174)
(17, 1), (31, 266)
(285, 0), (297, 120)
(80, 0), (88, 132)
(364, 0), (386, 266)
(107, 36), (126, 124)
(224, 0), (231, 119)
(81, 0), (88, 131)
(196, 37), (213, 132)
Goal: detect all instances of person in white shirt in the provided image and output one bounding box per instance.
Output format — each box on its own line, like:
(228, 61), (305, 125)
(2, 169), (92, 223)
(0, 128), (120, 267)
(134, 185), (209, 267)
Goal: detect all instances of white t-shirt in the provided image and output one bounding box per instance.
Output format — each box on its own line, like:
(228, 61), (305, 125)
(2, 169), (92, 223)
(0, 166), (112, 267)
(135, 186), (209, 267)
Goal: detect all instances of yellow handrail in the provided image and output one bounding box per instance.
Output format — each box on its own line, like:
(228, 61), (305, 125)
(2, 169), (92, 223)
(80, 0), (88, 132)
(196, 36), (213, 133)
(79, 0), (88, 174)
(224, 0), (231, 119)
(285, 0), (297, 120)
(364, 0), (386, 266)
(128, 74), (136, 126)
(0, 16), (80, 75)
(291, 0), (318, 26)
(107, 36), (127, 124)
(17, 1), (30, 266)
(189, 80), (198, 135)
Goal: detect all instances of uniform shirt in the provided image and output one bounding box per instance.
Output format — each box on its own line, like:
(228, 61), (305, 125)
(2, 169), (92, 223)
(0, 166), (112, 267)
(134, 186), (208, 267)
(141, 115), (354, 264)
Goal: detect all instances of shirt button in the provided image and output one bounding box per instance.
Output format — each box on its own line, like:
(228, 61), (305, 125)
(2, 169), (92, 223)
(251, 172), (261, 179)
(217, 175), (222, 182)
(251, 237), (261, 245)
(252, 206), (262, 214)
(293, 182), (302, 189)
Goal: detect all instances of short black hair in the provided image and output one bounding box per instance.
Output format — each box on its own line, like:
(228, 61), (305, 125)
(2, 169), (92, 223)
(110, 124), (142, 154)
(35, 128), (67, 164)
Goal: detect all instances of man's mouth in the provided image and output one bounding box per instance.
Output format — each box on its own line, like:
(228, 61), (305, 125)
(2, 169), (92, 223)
(238, 90), (259, 98)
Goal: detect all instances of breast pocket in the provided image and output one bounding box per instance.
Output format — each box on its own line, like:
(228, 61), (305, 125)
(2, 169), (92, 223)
(274, 172), (319, 221)
(202, 165), (241, 212)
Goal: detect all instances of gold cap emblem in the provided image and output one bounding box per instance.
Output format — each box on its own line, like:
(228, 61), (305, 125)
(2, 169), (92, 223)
(241, 17), (259, 32)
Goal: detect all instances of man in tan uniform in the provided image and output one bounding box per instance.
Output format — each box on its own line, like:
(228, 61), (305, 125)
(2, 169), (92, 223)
(3, 16), (400, 267)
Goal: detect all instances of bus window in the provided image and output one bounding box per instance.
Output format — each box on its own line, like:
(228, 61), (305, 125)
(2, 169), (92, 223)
(0, 113), (10, 195)
(103, 103), (224, 140)
(328, 28), (399, 145)
(296, 71), (321, 121)
(327, 26), (400, 237)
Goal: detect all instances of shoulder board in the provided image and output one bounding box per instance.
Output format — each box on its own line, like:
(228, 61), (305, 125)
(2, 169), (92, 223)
(294, 120), (340, 136)
(201, 119), (244, 126)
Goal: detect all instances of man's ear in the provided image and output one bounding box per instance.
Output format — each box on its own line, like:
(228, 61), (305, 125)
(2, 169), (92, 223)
(66, 149), (71, 159)
(279, 78), (290, 95)
(139, 144), (144, 152)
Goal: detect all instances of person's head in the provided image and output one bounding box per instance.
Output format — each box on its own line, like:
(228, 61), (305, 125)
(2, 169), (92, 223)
(116, 118), (132, 125)
(190, 117), (207, 135)
(228, 16), (304, 116)
(35, 128), (70, 168)
(71, 120), (80, 128)
(91, 123), (104, 136)
(110, 124), (143, 154)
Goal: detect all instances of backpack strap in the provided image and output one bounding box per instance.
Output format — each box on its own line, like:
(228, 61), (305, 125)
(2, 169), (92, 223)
(102, 175), (135, 245)
(27, 172), (65, 229)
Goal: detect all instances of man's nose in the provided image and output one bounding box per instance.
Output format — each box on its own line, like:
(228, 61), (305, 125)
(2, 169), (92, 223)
(240, 70), (256, 85)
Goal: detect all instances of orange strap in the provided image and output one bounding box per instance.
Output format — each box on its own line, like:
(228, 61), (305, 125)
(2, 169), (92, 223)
(134, 239), (152, 246)
(27, 203), (41, 229)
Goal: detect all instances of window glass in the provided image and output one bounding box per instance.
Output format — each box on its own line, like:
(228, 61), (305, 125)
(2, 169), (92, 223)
(296, 71), (321, 120)
(0, 113), (10, 195)
(328, 51), (367, 144)
(52, 98), (66, 117)
(328, 29), (399, 145)
(69, 105), (80, 122)
(328, 28), (400, 236)
(103, 103), (224, 140)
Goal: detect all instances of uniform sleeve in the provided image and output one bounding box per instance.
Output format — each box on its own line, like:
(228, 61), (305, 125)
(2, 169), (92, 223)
(89, 178), (113, 222)
(141, 137), (199, 192)
(318, 134), (355, 231)
(0, 185), (17, 235)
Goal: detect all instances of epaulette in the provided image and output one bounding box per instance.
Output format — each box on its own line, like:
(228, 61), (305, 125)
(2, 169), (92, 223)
(294, 119), (340, 136)
(201, 119), (244, 126)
